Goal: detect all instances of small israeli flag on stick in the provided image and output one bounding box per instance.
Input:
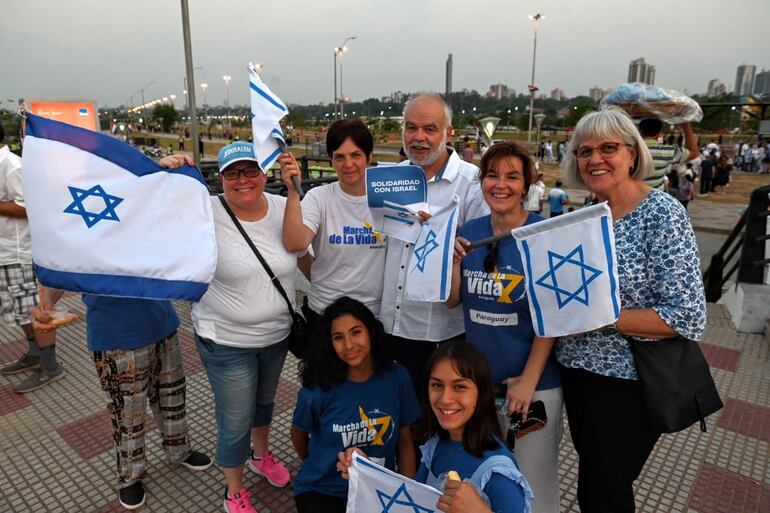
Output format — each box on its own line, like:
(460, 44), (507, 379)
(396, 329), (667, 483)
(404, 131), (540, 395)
(512, 203), (620, 337)
(404, 196), (460, 302)
(248, 63), (287, 170)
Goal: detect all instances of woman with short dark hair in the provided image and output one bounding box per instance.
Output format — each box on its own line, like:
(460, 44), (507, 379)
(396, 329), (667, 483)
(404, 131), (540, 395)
(278, 119), (385, 332)
(448, 141), (562, 513)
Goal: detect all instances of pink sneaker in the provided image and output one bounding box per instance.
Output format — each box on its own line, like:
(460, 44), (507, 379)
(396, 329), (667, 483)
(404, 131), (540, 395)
(223, 488), (258, 513)
(248, 450), (290, 487)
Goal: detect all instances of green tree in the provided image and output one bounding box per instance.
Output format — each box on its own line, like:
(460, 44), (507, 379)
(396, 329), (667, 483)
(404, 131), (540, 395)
(153, 104), (178, 132)
(565, 104), (595, 127)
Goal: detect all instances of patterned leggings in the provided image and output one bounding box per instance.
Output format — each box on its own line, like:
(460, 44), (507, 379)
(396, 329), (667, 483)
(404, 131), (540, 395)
(93, 332), (190, 488)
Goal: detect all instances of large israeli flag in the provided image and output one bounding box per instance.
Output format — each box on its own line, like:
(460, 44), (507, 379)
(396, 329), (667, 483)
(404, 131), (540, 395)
(249, 63), (287, 170)
(404, 196), (459, 302)
(512, 203), (620, 337)
(22, 113), (216, 301)
(347, 452), (441, 513)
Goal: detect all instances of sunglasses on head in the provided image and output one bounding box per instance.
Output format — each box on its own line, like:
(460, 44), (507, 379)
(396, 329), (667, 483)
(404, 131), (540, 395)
(221, 166), (261, 180)
(483, 242), (498, 273)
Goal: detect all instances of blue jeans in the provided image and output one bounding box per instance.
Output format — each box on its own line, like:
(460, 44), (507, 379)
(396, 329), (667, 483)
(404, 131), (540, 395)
(196, 334), (289, 468)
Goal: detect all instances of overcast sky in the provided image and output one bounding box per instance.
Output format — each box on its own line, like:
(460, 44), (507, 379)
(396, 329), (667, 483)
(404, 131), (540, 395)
(2, 0), (768, 110)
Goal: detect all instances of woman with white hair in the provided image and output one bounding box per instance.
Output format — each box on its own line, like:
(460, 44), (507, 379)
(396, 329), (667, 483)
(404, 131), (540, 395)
(556, 107), (706, 513)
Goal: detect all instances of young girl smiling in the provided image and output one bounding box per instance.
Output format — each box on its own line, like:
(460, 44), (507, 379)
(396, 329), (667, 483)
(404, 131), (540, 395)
(291, 297), (420, 513)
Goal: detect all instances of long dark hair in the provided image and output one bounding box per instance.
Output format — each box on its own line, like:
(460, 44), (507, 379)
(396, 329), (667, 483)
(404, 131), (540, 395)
(421, 340), (502, 457)
(299, 296), (394, 390)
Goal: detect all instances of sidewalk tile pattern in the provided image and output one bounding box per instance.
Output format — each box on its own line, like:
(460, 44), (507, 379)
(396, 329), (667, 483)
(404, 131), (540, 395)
(0, 295), (768, 512)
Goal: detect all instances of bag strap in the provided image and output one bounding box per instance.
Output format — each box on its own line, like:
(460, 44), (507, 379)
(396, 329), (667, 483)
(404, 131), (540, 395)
(217, 195), (296, 317)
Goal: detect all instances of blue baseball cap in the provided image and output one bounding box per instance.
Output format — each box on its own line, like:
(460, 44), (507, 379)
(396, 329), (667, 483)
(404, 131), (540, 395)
(218, 142), (260, 172)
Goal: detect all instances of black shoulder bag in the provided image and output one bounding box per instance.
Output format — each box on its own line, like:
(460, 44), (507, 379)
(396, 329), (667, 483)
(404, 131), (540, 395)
(628, 335), (723, 433)
(218, 195), (308, 359)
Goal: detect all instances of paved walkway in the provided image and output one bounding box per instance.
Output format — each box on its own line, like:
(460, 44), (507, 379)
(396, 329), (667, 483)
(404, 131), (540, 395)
(1, 299), (767, 513)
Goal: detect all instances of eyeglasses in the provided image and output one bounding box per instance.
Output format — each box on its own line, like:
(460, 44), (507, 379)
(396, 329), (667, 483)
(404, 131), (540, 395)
(221, 166), (262, 180)
(573, 142), (633, 161)
(483, 242), (499, 273)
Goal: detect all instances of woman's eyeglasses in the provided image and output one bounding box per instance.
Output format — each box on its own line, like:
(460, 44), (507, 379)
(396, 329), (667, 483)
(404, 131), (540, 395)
(483, 242), (499, 273)
(573, 142), (633, 161)
(221, 167), (262, 180)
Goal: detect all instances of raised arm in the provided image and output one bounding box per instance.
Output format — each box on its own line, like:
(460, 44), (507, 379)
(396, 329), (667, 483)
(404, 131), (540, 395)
(278, 153), (315, 252)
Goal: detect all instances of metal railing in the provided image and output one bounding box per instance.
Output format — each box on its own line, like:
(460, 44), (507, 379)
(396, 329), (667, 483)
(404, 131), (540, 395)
(703, 184), (770, 302)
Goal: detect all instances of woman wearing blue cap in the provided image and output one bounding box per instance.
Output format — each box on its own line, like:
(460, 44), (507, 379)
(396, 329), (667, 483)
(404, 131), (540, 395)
(192, 141), (299, 513)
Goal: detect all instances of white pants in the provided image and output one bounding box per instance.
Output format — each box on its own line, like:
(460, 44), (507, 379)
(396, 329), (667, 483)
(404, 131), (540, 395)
(498, 386), (564, 513)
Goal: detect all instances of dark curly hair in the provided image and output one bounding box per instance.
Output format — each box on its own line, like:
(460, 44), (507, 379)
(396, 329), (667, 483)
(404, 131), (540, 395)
(421, 340), (503, 457)
(299, 296), (394, 390)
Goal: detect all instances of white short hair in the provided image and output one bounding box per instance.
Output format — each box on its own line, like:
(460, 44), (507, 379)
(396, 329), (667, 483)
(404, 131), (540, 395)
(562, 106), (653, 189)
(403, 92), (452, 128)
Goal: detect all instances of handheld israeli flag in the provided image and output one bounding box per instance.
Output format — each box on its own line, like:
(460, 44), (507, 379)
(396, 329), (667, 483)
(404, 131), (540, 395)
(249, 63), (287, 170)
(347, 452), (441, 513)
(366, 165), (428, 243)
(22, 113), (216, 301)
(512, 202), (620, 337)
(404, 196), (459, 302)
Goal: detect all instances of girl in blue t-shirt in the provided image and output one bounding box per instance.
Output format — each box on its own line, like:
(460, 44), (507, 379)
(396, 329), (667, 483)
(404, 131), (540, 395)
(339, 341), (533, 512)
(448, 141), (563, 513)
(291, 296), (421, 513)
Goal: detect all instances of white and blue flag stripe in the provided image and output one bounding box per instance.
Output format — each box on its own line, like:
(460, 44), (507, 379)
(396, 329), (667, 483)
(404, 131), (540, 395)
(22, 113), (216, 301)
(249, 63), (287, 170)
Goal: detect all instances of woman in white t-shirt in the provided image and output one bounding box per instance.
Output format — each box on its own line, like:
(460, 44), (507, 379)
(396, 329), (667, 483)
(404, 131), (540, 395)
(278, 119), (386, 327)
(192, 142), (297, 513)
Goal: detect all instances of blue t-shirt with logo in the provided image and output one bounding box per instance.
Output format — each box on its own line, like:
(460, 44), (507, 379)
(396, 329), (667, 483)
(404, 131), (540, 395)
(83, 295), (180, 351)
(459, 215), (561, 390)
(292, 363), (421, 498)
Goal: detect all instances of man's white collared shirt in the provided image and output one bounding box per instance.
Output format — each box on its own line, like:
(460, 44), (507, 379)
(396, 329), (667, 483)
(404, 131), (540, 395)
(379, 150), (488, 341)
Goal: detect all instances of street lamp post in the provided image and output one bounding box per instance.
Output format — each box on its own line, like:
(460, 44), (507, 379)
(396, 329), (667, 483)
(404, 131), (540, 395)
(139, 81), (156, 130)
(334, 36), (356, 119)
(222, 74), (231, 127)
(200, 82), (208, 123)
(527, 13), (544, 145)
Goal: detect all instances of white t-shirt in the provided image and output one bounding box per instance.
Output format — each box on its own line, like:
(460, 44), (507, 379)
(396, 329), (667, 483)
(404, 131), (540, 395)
(523, 180), (546, 212)
(302, 181), (386, 316)
(192, 193), (297, 348)
(0, 146), (31, 266)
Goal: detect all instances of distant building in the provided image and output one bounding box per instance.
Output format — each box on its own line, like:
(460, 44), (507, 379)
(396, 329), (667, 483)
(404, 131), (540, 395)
(628, 57), (656, 85)
(734, 64), (756, 95)
(707, 79), (726, 97)
(445, 54), (453, 96)
(487, 83), (512, 100)
(390, 91), (405, 103)
(752, 69), (770, 95)
(588, 86), (605, 102)
(550, 87), (566, 101)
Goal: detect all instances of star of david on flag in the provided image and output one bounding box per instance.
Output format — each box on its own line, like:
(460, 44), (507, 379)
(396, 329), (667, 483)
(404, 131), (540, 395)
(404, 196), (459, 302)
(512, 203), (620, 337)
(347, 453), (440, 513)
(63, 185), (124, 228)
(535, 245), (602, 308)
(22, 113), (216, 301)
